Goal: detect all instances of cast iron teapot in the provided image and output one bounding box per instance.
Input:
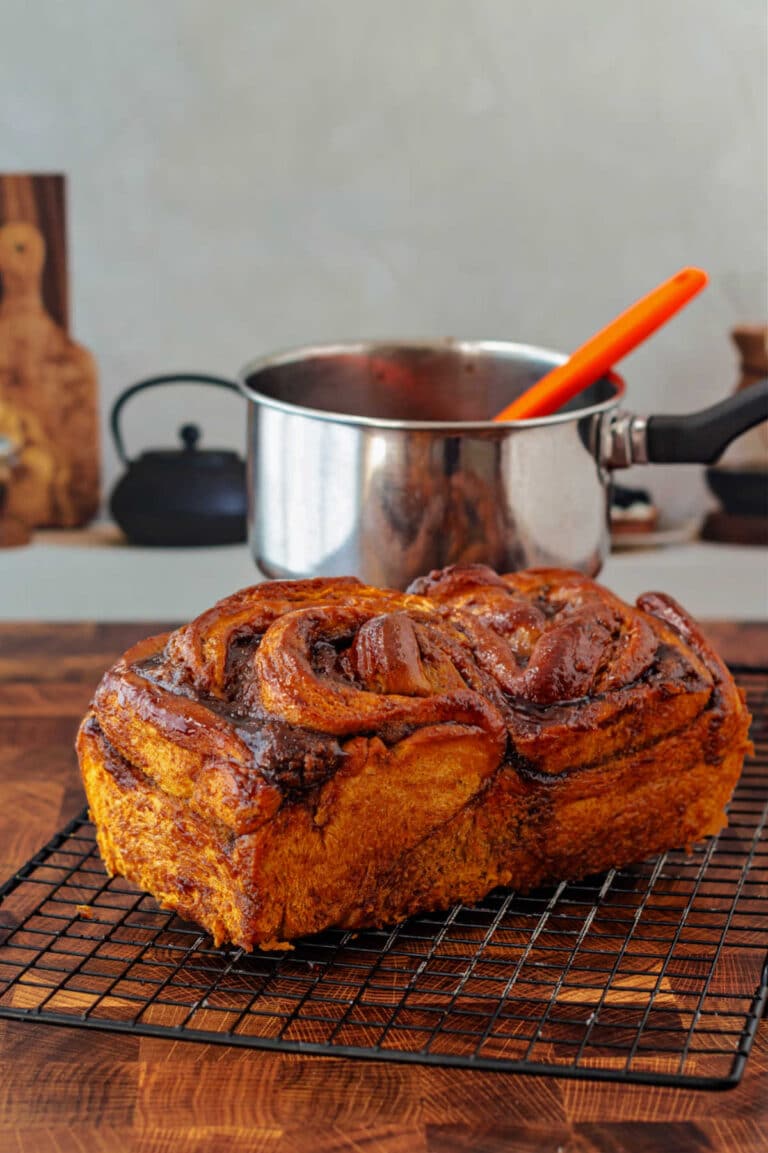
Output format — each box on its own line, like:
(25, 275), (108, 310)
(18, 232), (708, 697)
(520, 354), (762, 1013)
(109, 373), (247, 546)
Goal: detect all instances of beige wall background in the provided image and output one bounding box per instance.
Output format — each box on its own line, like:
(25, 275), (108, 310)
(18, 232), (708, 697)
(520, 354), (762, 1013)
(2, 0), (766, 519)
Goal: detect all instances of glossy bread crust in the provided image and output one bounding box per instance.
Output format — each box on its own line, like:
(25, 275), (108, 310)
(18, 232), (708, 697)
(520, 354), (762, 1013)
(76, 566), (752, 949)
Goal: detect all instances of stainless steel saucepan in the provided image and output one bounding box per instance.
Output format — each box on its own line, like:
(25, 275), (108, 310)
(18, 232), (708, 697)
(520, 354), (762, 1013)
(239, 340), (767, 588)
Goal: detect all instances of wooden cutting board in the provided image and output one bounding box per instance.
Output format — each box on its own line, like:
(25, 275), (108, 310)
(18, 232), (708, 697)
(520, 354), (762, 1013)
(0, 173), (99, 527)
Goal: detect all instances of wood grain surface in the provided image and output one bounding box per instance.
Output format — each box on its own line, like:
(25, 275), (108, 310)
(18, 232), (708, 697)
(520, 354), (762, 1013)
(0, 173), (99, 528)
(0, 174), (68, 331)
(0, 620), (766, 1153)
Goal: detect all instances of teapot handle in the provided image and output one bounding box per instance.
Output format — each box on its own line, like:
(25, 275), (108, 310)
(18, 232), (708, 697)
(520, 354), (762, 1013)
(111, 373), (241, 464)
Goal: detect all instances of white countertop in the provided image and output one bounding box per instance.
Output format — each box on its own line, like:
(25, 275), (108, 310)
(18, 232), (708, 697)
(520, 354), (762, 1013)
(1, 526), (766, 622)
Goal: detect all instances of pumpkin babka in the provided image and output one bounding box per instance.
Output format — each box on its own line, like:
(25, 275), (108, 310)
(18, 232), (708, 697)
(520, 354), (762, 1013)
(76, 566), (751, 949)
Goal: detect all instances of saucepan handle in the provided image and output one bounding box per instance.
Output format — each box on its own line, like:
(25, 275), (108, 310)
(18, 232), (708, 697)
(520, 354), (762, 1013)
(600, 379), (768, 468)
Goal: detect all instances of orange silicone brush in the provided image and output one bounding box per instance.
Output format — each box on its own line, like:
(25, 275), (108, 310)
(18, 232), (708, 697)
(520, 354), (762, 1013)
(494, 267), (708, 422)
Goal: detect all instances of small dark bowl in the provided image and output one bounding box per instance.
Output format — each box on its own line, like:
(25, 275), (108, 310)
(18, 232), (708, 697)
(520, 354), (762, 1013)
(706, 466), (768, 517)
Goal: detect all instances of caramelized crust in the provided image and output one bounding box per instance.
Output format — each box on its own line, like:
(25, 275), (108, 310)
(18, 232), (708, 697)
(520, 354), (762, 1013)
(76, 565), (752, 949)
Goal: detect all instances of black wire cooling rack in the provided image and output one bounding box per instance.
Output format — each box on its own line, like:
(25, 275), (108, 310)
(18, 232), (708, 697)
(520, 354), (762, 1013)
(0, 668), (766, 1089)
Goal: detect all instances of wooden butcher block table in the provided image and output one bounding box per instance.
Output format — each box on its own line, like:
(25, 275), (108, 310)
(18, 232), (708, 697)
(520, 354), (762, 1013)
(0, 620), (766, 1153)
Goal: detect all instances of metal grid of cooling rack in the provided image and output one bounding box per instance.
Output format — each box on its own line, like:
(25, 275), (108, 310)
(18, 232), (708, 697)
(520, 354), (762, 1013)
(0, 667), (766, 1088)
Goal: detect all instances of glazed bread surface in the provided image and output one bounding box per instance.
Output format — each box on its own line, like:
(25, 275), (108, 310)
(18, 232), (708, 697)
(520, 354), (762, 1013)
(76, 565), (752, 949)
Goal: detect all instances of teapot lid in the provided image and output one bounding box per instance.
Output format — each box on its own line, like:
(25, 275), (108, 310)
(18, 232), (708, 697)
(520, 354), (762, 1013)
(137, 423), (243, 467)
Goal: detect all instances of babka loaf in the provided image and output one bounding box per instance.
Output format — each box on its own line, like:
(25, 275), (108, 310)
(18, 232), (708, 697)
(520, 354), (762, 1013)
(76, 565), (752, 950)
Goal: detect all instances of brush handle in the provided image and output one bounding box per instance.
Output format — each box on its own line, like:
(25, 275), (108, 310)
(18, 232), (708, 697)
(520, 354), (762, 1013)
(494, 268), (708, 422)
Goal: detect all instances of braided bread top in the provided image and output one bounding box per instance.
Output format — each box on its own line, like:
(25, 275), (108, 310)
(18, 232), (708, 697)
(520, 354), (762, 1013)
(149, 563), (718, 756)
(90, 565), (732, 838)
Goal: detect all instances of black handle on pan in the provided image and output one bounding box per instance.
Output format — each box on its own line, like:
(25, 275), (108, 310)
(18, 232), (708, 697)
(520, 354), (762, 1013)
(645, 379), (768, 464)
(110, 373), (241, 464)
